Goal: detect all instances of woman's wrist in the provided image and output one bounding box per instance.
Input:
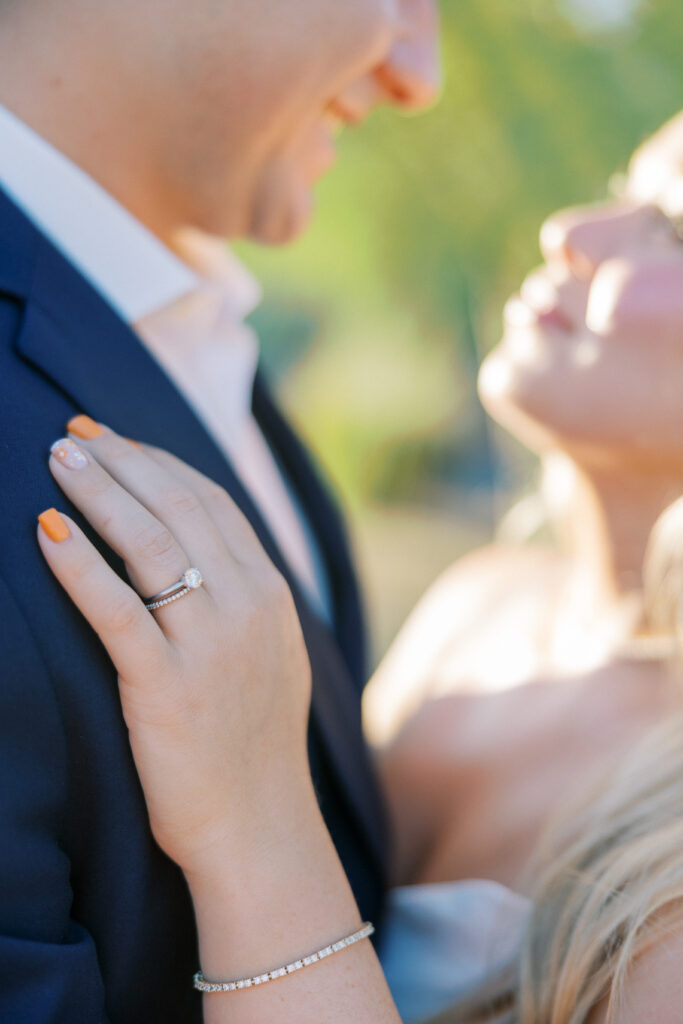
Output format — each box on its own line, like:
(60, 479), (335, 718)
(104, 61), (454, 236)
(184, 792), (363, 985)
(180, 769), (322, 888)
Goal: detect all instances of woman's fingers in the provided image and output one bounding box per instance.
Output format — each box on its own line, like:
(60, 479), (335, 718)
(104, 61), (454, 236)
(64, 416), (269, 569)
(48, 437), (213, 631)
(49, 437), (189, 595)
(137, 444), (272, 567)
(36, 510), (165, 681)
(65, 423), (230, 573)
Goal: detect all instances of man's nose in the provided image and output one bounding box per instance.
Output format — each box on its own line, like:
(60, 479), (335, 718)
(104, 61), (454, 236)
(539, 203), (659, 280)
(376, 0), (442, 111)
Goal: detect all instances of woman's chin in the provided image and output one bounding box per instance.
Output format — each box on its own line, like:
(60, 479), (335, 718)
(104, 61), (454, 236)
(478, 346), (570, 455)
(477, 344), (542, 423)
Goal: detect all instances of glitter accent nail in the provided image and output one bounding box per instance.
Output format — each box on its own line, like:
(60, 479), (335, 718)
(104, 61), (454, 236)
(50, 438), (88, 470)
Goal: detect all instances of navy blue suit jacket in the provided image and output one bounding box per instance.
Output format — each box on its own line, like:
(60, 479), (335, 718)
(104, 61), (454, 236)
(0, 188), (389, 1023)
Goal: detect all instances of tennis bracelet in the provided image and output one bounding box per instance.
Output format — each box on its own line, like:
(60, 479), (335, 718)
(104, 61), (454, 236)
(193, 921), (375, 993)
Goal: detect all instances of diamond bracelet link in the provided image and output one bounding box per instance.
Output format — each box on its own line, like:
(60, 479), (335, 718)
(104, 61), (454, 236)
(193, 922), (375, 994)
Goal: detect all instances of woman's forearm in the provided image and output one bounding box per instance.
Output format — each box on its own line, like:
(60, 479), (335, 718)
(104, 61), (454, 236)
(186, 787), (400, 1024)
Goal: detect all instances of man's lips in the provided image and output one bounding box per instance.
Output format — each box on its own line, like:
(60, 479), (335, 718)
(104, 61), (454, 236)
(325, 97), (358, 125)
(325, 85), (378, 127)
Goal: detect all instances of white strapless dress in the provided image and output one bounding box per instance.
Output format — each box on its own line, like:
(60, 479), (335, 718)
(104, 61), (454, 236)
(379, 880), (531, 1024)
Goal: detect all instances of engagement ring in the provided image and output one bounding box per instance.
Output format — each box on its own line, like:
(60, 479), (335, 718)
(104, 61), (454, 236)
(143, 568), (204, 612)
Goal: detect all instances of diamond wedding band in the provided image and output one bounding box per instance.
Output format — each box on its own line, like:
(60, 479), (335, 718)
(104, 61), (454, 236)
(144, 568), (204, 612)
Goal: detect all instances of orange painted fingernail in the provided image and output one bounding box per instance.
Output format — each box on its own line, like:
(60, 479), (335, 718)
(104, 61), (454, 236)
(67, 415), (104, 440)
(38, 508), (71, 542)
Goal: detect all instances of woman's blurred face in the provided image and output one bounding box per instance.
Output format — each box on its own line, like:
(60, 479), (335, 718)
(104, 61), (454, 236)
(479, 113), (683, 470)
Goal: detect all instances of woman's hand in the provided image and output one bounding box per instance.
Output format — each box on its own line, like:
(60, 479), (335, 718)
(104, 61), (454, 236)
(37, 420), (314, 878)
(37, 419), (402, 1024)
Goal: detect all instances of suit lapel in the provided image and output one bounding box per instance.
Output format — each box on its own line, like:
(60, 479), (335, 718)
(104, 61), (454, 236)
(13, 217), (236, 485)
(252, 373), (369, 689)
(252, 380), (389, 867)
(1, 188), (387, 870)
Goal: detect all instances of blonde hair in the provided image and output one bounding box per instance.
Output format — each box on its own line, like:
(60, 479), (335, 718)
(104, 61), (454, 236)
(516, 715), (683, 1023)
(431, 497), (683, 1024)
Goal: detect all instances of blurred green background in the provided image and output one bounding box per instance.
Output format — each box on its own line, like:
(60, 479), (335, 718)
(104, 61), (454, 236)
(237, 0), (683, 664)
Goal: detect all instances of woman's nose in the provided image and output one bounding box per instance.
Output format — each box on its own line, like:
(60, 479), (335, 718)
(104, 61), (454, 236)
(539, 203), (659, 280)
(376, 0), (441, 111)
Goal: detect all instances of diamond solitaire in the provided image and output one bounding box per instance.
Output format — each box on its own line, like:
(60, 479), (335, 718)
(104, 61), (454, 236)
(183, 568), (203, 590)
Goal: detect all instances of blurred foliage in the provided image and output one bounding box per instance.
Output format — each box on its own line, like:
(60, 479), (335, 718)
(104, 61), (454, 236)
(239, 0), (683, 515)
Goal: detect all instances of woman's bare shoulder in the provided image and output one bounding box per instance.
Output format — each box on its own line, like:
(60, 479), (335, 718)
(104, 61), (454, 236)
(425, 542), (562, 600)
(377, 540), (564, 682)
(364, 543), (565, 745)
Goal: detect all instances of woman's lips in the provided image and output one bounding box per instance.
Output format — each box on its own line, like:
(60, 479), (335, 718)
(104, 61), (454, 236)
(504, 295), (573, 331)
(536, 305), (574, 330)
(505, 273), (575, 331)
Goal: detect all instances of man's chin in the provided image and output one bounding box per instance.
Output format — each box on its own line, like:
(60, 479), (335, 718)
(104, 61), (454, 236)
(250, 189), (315, 246)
